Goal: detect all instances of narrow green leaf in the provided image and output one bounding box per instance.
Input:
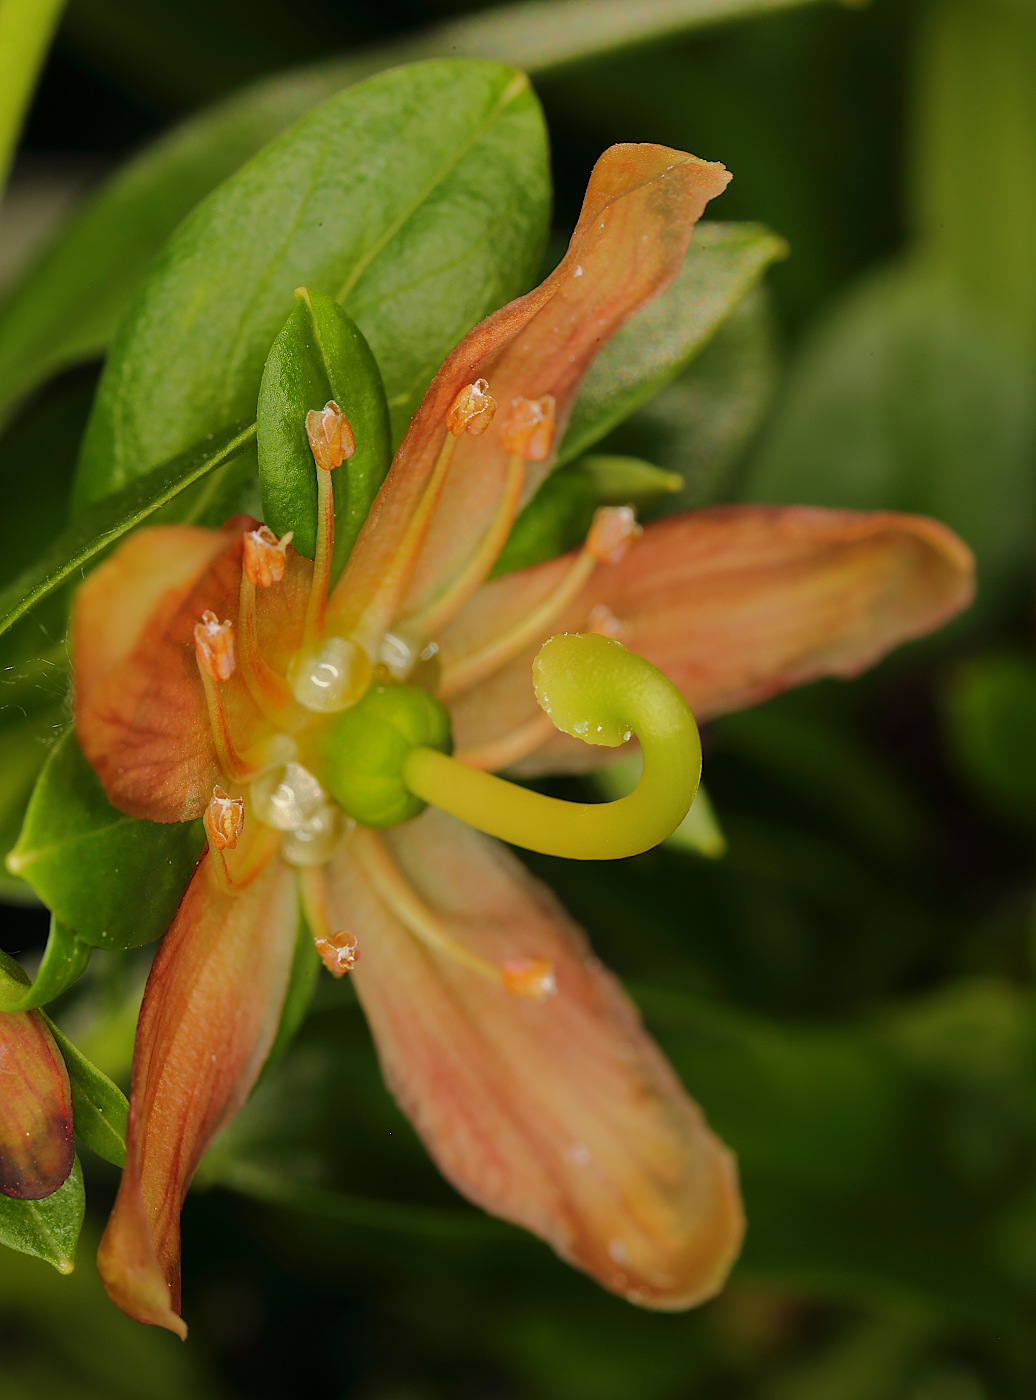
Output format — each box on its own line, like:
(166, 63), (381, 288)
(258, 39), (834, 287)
(0, 0), (822, 428)
(74, 60), (550, 510)
(0, 918), (90, 1013)
(258, 288), (391, 581)
(8, 731), (204, 951)
(557, 222), (787, 466)
(259, 915), (321, 1085)
(0, 0), (65, 201)
(0, 705), (63, 905)
(576, 455), (684, 507)
(43, 1017), (128, 1169)
(0, 1155), (84, 1274)
(0, 420), (255, 642)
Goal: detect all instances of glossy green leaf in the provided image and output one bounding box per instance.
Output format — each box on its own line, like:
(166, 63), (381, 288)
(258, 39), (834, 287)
(0, 918), (90, 1013)
(0, 0), (820, 429)
(941, 653), (1036, 826)
(0, 1155), (83, 1274)
(8, 731), (203, 950)
(43, 1016), (128, 1169)
(258, 288), (391, 580)
(73, 60), (550, 511)
(743, 263), (1036, 604)
(557, 222), (786, 467)
(0, 421), (255, 642)
(0, 706), (63, 905)
(0, 0), (65, 201)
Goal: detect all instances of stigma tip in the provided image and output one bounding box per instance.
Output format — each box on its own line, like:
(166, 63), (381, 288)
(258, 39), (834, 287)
(194, 610), (236, 681)
(446, 378), (498, 437)
(204, 785), (245, 851)
(499, 395), (556, 461)
(244, 525), (293, 587)
(315, 930), (359, 977)
(306, 400), (355, 471)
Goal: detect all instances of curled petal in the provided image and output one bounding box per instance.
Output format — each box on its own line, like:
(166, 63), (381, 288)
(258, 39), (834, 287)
(0, 1008), (73, 1200)
(97, 852), (299, 1336)
(73, 520), (311, 821)
(330, 143), (729, 636)
(443, 506), (975, 773)
(328, 810), (742, 1309)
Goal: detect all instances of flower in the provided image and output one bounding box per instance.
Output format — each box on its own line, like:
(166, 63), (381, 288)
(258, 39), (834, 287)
(71, 144), (974, 1337)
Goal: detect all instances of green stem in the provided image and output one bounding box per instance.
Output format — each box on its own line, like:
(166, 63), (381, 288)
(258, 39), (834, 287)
(0, 0), (66, 205)
(404, 633), (701, 860)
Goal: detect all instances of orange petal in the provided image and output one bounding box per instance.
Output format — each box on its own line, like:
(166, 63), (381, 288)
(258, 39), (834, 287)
(443, 505), (975, 773)
(329, 144), (730, 636)
(96, 851), (298, 1336)
(73, 520), (311, 821)
(328, 810), (743, 1309)
(0, 1007), (73, 1199)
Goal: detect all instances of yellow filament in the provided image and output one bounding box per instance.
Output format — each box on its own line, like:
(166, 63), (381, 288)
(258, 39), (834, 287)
(352, 828), (503, 986)
(304, 467), (335, 645)
(347, 431), (460, 652)
(437, 548), (597, 701)
(452, 711), (557, 771)
(198, 667), (259, 784)
(402, 452), (526, 640)
(238, 574), (299, 727)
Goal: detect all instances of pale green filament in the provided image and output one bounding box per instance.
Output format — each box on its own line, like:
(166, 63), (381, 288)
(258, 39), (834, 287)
(402, 633), (701, 860)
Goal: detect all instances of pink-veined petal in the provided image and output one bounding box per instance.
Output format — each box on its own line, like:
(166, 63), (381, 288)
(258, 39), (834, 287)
(73, 520), (311, 821)
(442, 505), (975, 773)
(96, 851), (299, 1337)
(0, 1007), (73, 1200)
(329, 144), (730, 637)
(328, 809), (743, 1309)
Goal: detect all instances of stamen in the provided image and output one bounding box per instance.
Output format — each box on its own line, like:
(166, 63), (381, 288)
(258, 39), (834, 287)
(204, 785), (244, 850)
(347, 382), (497, 653)
(194, 610), (235, 681)
(453, 711), (556, 771)
(239, 573), (298, 727)
(243, 525), (293, 588)
(446, 378), (497, 436)
(401, 451), (526, 640)
(501, 958), (557, 1000)
(352, 829), (554, 999)
(194, 615), (257, 783)
(207, 822), (281, 896)
(499, 395), (556, 461)
(298, 866), (359, 977)
(304, 401), (353, 645)
(438, 506), (639, 701)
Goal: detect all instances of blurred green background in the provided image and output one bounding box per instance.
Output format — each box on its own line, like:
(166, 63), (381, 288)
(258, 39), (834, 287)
(5, 0), (1036, 1395)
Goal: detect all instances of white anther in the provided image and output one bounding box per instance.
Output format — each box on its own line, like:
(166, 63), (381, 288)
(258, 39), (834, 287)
(377, 631), (415, 679)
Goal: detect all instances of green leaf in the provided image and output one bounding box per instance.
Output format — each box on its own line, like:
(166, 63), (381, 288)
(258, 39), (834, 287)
(43, 1017), (128, 1169)
(8, 731), (204, 950)
(557, 222), (787, 467)
(0, 0), (65, 201)
(941, 653), (1036, 826)
(0, 0), (820, 429)
(73, 60), (550, 511)
(259, 913), (321, 1084)
(0, 706), (63, 905)
(576, 455), (684, 507)
(0, 420), (256, 642)
(258, 288), (391, 580)
(0, 1155), (84, 1274)
(0, 918), (90, 1013)
(743, 263), (1036, 605)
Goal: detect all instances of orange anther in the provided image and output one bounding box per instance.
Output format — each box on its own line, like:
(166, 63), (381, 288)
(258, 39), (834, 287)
(587, 506), (641, 564)
(243, 525), (293, 588)
(194, 610), (236, 681)
(446, 378), (498, 437)
(204, 785), (245, 850)
(499, 395), (556, 461)
(314, 930), (359, 977)
(501, 956), (557, 1000)
(306, 400), (355, 471)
